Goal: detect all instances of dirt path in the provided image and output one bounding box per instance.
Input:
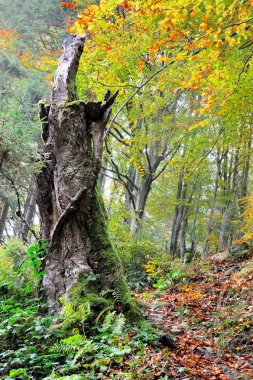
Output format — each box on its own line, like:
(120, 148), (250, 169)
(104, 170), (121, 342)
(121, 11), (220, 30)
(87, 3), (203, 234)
(134, 258), (253, 379)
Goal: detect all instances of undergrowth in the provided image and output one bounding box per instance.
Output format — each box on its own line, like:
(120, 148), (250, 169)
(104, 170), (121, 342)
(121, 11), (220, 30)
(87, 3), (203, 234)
(1, 239), (252, 379)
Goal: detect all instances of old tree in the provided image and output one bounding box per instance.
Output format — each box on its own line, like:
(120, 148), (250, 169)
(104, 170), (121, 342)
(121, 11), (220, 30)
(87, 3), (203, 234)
(37, 35), (139, 318)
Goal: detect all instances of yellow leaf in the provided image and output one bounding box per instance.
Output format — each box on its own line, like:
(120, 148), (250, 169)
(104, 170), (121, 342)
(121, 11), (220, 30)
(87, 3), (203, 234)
(199, 23), (209, 31)
(177, 52), (185, 61)
(229, 37), (236, 47)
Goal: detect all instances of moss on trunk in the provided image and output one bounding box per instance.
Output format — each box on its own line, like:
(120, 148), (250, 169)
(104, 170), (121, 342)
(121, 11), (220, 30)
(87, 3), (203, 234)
(36, 35), (141, 321)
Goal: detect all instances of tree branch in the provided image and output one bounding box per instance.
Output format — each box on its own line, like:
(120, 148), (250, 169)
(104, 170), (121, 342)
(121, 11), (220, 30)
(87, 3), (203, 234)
(104, 66), (167, 140)
(2, 171), (40, 242)
(110, 159), (137, 210)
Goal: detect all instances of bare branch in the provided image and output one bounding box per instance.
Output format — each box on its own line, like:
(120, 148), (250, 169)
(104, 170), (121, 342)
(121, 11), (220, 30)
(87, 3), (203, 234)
(2, 171), (40, 242)
(110, 159), (137, 210)
(104, 66), (167, 140)
(97, 81), (139, 89)
(152, 144), (181, 181)
(109, 131), (129, 146)
(236, 52), (253, 85)
(222, 17), (253, 30)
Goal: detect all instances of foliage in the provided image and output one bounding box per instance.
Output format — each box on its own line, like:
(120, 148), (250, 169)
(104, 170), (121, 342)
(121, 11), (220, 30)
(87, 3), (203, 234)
(19, 241), (47, 281)
(57, 298), (92, 330)
(115, 239), (160, 290)
(144, 256), (187, 291)
(153, 268), (187, 291)
(0, 239), (47, 295)
(1, 252), (253, 379)
(1, 0), (253, 378)
(236, 194), (253, 244)
(0, 297), (63, 378)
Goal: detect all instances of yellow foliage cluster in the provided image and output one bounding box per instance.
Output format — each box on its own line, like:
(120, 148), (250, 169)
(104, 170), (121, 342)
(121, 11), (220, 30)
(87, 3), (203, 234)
(236, 194), (253, 244)
(0, 245), (14, 284)
(144, 260), (164, 278)
(0, 28), (21, 50)
(57, 0), (252, 135)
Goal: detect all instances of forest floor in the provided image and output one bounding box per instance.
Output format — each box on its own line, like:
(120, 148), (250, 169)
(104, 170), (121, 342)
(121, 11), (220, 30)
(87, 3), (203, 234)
(0, 251), (252, 379)
(120, 252), (253, 379)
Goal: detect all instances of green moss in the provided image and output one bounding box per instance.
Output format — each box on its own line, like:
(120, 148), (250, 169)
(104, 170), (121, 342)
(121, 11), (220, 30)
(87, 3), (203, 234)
(63, 183), (141, 323)
(66, 100), (86, 107)
(86, 186), (142, 320)
(70, 273), (109, 309)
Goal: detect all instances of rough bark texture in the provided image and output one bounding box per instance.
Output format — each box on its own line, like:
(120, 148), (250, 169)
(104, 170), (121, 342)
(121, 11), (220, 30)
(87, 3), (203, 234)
(36, 35), (139, 319)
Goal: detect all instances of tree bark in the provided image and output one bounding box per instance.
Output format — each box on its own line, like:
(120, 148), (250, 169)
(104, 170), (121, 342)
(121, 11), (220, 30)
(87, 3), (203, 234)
(0, 200), (9, 241)
(19, 182), (37, 242)
(202, 149), (221, 256)
(170, 169), (187, 257)
(36, 35), (139, 319)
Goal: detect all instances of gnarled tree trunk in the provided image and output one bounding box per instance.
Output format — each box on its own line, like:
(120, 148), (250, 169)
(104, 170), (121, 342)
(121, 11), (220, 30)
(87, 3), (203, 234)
(36, 35), (139, 318)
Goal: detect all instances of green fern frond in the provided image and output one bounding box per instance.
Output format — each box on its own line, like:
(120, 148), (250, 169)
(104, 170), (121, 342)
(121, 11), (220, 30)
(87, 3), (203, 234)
(112, 313), (126, 335)
(62, 333), (87, 345)
(112, 288), (122, 304)
(58, 298), (92, 328)
(102, 311), (116, 332)
(50, 333), (94, 358)
(95, 305), (113, 324)
(78, 303), (91, 323)
(50, 341), (76, 355)
(72, 341), (96, 364)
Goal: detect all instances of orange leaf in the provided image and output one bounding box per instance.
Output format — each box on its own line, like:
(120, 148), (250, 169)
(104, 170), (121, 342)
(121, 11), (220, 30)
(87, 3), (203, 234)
(199, 23), (209, 31)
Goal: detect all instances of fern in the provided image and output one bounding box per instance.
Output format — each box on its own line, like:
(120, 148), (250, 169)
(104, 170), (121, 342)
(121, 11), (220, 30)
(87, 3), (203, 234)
(58, 297), (91, 328)
(50, 333), (94, 358)
(99, 311), (126, 335)
(50, 341), (76, 355)
(72, 340), (97, 364)
(78, 303), (91, 323)
(62, 333), (87, 345)
(112, 313), (125, 335)
(112, 288), (122, 304)
(101, 311), (116, 332)
(95, 305), (113, 324)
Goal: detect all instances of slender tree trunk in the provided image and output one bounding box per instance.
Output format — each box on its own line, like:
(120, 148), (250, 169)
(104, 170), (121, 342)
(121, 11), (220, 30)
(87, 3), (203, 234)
(218, 149), (239, 250)
(178, 216), (187, 259)
(190, 193), (200, 255)
(130, 176), (152, 236)
(0, 201), (9, 241)
(36, 35), (139, 318)
(202, 150), (221, 256)
(19, 183), (37, 242)
(170, 170), (187, 256)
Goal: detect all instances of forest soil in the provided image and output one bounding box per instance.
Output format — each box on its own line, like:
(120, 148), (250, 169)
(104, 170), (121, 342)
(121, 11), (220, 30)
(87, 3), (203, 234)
(132, 255), (253, 379)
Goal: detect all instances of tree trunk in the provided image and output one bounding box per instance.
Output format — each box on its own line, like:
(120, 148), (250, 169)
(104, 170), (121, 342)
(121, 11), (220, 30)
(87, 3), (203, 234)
(36, 35), (139, 319)
(170, 169), (187, 256)
(130, 176), (152, 236)
(19, 183), (37, 242)
(0, 200), (9, 241)
(202, 149), (221, 256)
